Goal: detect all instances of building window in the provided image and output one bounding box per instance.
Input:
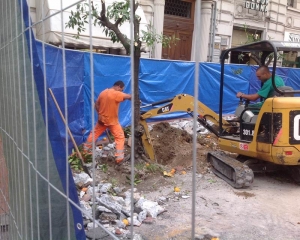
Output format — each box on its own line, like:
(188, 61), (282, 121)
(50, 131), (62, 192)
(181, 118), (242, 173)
(287, 0), (294, 7)
(164, 0), (192, 18)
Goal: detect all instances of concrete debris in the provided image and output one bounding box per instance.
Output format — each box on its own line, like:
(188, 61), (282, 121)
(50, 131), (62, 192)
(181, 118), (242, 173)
(76, 178), (166, 238)
(99, 183), (112, 193)
(73, 172), (93, 185)
(170, 120), (207, 135)
(97, 206), (112, 213)
(157, 196), (168, 205)
(115, 219), (126, 228)
(135, 197), (165, 218)
(87, 186), (100, 196)
(79, 191), (85, 198)
(153, 117), (234, 135)
(181, 195), (190, 199)
(127, 215), (142, 226)
(94, 143), (116, 159)
(97, 195), (123, 216)
(113, 186), (123, 194)
(138, 210), (147, 222)
(80, 200), (92, 219)
(87, 222), (98, 230)
(99, 212), (118, 222)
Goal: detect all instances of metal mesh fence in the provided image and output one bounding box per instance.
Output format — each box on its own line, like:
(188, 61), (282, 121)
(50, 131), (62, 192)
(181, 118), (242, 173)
(0, 0), (201, 239)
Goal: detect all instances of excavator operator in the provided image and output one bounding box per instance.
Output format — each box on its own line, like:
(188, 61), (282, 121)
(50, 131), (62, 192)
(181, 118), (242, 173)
(236, 65), (285, 109)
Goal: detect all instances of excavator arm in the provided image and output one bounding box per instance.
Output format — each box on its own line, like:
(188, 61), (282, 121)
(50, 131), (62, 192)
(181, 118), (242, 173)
(138, 94), (254, 189)
(141, 94), (235, 134)
(139, 94), (237, 161)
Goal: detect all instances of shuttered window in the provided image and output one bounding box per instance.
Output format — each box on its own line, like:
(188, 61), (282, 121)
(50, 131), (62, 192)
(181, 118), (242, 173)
(164, 0), (192, 18)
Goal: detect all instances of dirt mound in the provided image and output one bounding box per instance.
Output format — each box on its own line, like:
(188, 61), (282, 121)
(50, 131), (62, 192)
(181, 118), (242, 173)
(150, 122), (217, 174)
(90, 121), (219, 193)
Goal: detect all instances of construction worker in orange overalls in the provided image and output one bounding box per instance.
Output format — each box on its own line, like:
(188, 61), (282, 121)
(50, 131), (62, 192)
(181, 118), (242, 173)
(83, 80), (131, 164)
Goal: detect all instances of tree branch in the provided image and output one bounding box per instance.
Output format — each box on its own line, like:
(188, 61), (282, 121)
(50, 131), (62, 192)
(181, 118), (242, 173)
(93, 2), (130, 54)
(100, 0), (105, 19)
(115, 18), (122, 26)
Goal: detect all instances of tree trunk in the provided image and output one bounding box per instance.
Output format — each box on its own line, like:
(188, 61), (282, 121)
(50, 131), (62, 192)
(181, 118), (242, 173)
(132, 48), (145, 161)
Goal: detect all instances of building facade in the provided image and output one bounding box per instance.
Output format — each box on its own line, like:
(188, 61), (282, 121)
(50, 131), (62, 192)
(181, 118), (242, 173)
(29, 0), (300, 63)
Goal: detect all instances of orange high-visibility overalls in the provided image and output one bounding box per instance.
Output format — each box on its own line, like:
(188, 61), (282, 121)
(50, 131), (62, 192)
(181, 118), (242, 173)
(84, 88), (126, 163)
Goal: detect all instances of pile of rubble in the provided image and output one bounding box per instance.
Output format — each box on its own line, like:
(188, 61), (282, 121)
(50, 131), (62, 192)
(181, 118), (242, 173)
(73, 172), (167, 239)
(72, 118), (229, 238)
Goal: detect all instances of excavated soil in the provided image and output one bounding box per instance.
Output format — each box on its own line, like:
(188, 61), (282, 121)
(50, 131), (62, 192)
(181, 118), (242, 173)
(150, 122), (216, 173)
(93, 121), (219, 193)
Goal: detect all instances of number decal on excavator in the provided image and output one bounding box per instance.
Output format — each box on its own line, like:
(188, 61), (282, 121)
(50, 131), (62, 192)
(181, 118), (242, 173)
(243, 129), (254, 136)
(294, 114), (300, 140)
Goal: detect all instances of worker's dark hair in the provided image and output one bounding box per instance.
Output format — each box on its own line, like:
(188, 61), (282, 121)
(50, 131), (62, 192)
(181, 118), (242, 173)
(257, 65), (270, 73)
(113, 80), (125, 88)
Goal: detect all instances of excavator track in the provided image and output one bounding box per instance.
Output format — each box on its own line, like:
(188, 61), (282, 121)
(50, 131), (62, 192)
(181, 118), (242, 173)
(207, 151), (254, 188)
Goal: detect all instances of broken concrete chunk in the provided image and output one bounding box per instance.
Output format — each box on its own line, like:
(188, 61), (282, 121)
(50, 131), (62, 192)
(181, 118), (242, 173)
(97, 195), (122, 216)
(113, 187), (123, 194)
(107, 143), (115, 149)
(87, 222), (99, 230)
(138, 210), (147, 223)
(80, 200), (92, 219)
(135, 198), (165, 218)
(182, 195), (190, 199)
(157, 196), (168, 205)
(112, 196), (126, 206)
(97, 206), (112, 213)
(100, 183), (112, 193)
(87, 186), (100, 196)
(114, 219), (126, 229)
(124, 189), (140, 203)
(79, 191), (85, 198)
(99, 212), (118, 222)
(121, 206), (132, 217)
(127, 215), (142, 227)
(83, 219), (90, 227)
(73, 172), (93, 185)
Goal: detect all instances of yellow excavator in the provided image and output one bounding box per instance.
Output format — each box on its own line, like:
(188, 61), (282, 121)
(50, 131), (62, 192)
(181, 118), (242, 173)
(138, 41), (300, 188)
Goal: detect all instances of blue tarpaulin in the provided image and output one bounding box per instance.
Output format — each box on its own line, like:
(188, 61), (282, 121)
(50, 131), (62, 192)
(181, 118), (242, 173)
(35, 42), (300, 146)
